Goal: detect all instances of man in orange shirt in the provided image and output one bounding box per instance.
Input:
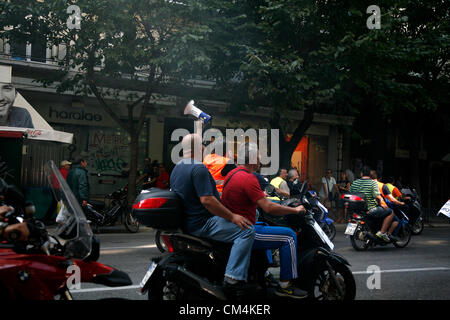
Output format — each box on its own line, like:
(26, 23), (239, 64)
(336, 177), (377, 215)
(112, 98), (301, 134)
(370, 170), (405, 241)
(203, 140), (236, 196)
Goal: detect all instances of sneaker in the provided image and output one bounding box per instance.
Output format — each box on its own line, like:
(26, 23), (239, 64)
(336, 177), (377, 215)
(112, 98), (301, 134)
(275, 284), (308, 299)
(376, 231), (390, 242)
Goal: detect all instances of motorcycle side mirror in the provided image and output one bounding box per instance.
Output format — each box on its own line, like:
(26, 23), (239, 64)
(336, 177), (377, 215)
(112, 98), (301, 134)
(265, 185), (276, 196)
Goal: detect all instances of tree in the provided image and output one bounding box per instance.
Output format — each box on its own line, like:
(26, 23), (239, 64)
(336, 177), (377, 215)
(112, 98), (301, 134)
(1, 0), (215, 202)
(208, 0), (373, 168)
(208, 0), (449, 177)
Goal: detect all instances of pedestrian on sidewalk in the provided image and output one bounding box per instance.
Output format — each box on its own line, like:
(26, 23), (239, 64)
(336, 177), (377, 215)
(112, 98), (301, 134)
(42, 160), (71, 225)
(336, 171), (351, 223)
(319, 169), (339, 218)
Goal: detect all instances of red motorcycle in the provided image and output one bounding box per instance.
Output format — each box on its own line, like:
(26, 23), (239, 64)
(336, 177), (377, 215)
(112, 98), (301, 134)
(0, 161), (132, 300)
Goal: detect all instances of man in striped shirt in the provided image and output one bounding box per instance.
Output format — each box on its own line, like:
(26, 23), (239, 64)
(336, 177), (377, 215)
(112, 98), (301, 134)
(349, 166), (395, 242)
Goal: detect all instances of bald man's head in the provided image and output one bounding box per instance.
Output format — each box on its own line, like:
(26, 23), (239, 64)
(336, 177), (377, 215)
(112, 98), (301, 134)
(182, 133), (203, 161)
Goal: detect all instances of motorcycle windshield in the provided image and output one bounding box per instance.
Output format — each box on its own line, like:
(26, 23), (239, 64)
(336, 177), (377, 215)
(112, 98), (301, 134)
(45, 160), (93, 260)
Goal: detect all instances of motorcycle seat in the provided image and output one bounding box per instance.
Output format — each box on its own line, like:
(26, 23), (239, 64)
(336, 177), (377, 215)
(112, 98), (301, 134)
(171, 233), (232, 250)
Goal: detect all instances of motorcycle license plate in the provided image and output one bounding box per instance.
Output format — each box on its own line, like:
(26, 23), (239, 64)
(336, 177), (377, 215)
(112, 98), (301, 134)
(345, 223), (357, 235)
(140, 262), (157, 291)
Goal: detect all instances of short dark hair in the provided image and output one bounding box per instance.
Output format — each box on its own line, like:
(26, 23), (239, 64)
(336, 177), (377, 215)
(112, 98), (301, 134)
(72, 156), (86, 165)
(370, 170), (378, 179)
(361, 166), (371, 177)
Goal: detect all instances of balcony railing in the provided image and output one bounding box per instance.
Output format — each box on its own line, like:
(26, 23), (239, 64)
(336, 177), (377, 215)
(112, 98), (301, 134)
(0, 37), (67, 65)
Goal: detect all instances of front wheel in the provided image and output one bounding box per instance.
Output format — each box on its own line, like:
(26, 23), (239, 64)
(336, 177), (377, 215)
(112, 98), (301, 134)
(393, 224), (412, 248)
(307, 261), (356, 301)
(411, 218), (424, 235)
(322, 223), (336, 241)
(123, 207), (140, 233)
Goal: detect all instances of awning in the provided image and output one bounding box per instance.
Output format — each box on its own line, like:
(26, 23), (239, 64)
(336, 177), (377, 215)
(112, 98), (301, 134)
(0, 126), (73, 143)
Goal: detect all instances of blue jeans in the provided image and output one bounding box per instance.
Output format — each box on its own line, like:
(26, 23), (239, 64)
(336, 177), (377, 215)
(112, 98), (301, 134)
(190, 215), (255, 281)
(253, 223), (298, 280)
(368, 206), (393, 219)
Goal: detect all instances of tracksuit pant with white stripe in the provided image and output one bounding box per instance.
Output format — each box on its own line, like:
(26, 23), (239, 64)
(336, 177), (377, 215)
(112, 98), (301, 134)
(253, 223), (298, 280)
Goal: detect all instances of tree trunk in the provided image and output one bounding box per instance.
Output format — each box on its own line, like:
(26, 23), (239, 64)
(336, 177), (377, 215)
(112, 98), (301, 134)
(127, 132), (139, 205)
(270, 106), (315, 169)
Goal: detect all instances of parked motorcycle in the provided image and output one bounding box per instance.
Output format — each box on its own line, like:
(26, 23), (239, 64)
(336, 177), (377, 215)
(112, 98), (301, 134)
(85, 186), (139, 233)
(134, 184), (355, 300)
(0, 161), (132, 300)
(341, 193), (412, 251)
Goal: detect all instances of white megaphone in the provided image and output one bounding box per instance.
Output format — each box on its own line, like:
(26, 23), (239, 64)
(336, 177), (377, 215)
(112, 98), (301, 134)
(184, 100), (211, 124)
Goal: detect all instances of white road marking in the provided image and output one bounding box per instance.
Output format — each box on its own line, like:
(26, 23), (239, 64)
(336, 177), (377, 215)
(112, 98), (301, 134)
(71, 285), (141, 293)
(352, 267), (450, 274)
(101, 244), (156, 250)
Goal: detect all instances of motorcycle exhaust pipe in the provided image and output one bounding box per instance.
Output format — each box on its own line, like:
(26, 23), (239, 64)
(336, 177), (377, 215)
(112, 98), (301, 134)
(167, 264), (227, 300)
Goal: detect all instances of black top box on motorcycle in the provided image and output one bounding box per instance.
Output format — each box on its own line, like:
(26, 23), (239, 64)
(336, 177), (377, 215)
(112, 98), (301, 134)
(340, 192), (367, 212)
(132, 188), (183, 229)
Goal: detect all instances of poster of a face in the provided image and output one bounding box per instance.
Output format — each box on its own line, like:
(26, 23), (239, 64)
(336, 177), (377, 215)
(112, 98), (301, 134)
(0, 82), (34, 128)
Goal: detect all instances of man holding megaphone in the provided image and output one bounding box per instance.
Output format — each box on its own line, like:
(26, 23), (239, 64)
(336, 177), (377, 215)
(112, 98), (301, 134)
(170, 133), (255, 296)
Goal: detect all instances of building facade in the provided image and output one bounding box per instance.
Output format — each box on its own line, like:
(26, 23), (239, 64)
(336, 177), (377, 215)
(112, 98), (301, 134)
(0, 40), (354, 201)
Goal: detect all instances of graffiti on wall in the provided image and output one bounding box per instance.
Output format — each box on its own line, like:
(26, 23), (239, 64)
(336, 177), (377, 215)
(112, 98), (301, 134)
(88, 130), (129, 175)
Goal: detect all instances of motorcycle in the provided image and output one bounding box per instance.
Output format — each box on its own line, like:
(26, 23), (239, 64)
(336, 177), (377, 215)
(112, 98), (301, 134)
(85, 186), (139, 233)
(135, 183), (356, 300)
(275, 179), (336, 241)
(341, 192), (412, 251)
(308, 190), (336, 241)
(0, 161), (132, 300)
(400, 187), (424, 235)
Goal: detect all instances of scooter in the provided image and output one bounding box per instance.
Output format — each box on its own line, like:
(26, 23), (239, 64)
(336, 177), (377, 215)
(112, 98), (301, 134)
(308, 190), (336, 241)
(341, 193), (412, 251)
(273, 179), (336, 241)
(400, 187), (424, 235)
(136, 183), (355, 300)
(0, 161), (132, 300)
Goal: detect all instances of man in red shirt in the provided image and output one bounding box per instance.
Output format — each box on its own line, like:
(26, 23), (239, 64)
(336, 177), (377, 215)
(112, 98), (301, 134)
(156, 163), (169, 189)
(59, 160), (71, 180)
(221, 142), (308, 299)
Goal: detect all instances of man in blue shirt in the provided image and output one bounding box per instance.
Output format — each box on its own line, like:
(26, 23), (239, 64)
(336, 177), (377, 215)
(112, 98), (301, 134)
(170, 134), (255, 292)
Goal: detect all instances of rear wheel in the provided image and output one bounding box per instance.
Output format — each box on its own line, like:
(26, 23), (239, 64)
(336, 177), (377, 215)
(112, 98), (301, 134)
(124, 207), (139, 233)
(349, 223), (370, 251)
(155, 230), (166, 253)
(148, 277), (211, 300)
